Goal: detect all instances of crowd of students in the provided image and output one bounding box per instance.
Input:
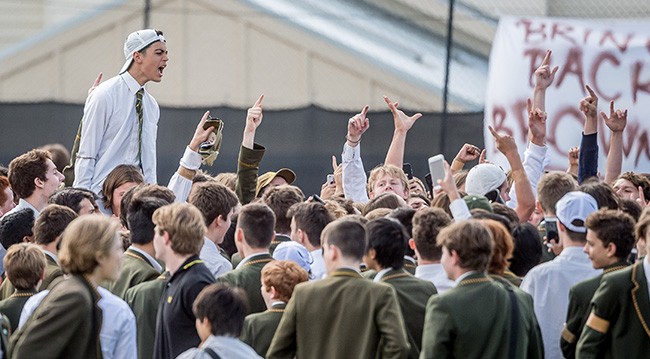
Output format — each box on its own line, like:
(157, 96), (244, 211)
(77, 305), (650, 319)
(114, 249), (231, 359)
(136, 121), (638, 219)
(0, 28), (648, 359)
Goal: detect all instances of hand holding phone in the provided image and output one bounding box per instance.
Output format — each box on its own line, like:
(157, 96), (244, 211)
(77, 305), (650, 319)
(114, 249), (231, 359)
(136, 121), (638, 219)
(326, 174), (335, 185)
(428, 155), (445, 190)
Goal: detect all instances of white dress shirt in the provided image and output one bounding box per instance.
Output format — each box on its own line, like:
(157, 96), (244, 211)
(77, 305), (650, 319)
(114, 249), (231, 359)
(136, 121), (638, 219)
(415, 263), (455, 294)
(520, 246), (601, 359)
(341, 143), (369, 203)
(167, 146), (202, 204)
(74, 72), (158, 196)
(310, 249), (327, 280)
(506, 142), (547, 209)
(176, 335), (262, 359)
(1, 198), (39, 220)
(20, 286), (137, 359)
(200, 238), (233, 278)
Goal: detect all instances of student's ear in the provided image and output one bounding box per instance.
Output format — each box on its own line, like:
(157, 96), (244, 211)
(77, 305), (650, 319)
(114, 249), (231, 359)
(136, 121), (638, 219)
(557, 221), (566, 233)
(606, 242), (617, 257)
(367, 248), (377, 261)
(235, 227), (245, 243)
(535, 201), (543, 213)
(34, 177), (44, 189)
(269, 286), (278, 300)
(408, 238), (416, 251)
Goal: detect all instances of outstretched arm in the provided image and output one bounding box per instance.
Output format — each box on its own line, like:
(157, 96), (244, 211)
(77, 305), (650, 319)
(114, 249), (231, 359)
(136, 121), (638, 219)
(342, 106), (370, 202)
(236, 95), (266, 205)
(451, 143), (480, 173)
(602, 100), (627, 184)
(578, 85), (599, 183)
(383, 96), (422, 168)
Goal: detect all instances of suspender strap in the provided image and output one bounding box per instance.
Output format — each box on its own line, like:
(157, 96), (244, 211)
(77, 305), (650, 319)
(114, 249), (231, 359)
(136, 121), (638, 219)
(204, 347), (221, 359)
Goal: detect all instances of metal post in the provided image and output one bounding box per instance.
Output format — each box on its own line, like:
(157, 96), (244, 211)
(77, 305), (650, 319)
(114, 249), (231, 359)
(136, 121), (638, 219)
(441, 0), (455, 155)
(144, 0), (151, 28)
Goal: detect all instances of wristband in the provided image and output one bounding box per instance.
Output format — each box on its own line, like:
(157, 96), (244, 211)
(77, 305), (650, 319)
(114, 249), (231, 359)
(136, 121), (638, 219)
(346, 136), (360, 144)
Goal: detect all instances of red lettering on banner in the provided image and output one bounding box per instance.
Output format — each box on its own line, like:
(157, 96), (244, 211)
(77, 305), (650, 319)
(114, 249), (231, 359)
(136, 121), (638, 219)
(647, 38), (650, 53)
(599, 31), (634, 53)
(634, 131), (650, 167)
(516, 19), (547, 45)
(632, 61), (650, 104)
(524, 48), (547, 87)
(491, 106), (514, 138)
(556, 48), (585, 90)
(621, 122), (650, 166)
(590, 52), (621, 102)
(548, 106), (583, 156)
(512, 99), (529, 143)
(583, 29), (594, 45)
(551, 23), (578, 46)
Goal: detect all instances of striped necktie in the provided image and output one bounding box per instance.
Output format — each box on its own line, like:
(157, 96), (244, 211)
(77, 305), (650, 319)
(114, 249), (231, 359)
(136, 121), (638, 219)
(135, 88), (144, 166)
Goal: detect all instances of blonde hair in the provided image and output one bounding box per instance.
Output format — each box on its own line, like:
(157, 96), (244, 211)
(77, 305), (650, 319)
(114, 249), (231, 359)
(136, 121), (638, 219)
(59, 216), (120, 274)
(4, 243), (46, 290)
(152, 203), (206, 255)
(367, 164), (409, 196)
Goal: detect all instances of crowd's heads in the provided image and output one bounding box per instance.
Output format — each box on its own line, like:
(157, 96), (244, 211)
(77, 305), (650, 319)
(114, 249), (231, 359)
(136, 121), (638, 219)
(271, 243), (313, 279)
(33, 204), (78, 246)
(619, 199), (643, 222)
(48, 188), (98, 215)
(0, 176), (15, 216)
(613, 172), (650, 201)
(367, 164), (409, 199)
(510, 223), (543, 277)
(436, 220), (493, 273)
(288, 202), (333, 249)
(585, 209), (635, 268)
(412, 207), (452, 261)
(213, 172), (237, 192)
(536, 171), (577, 215)
(262, 185), (304, 234)
(4, 243), (46, 290)
(556, 191), (598, 241)
(480, 219), (514, 276)
(236, 203), (276, 249)
(362, 192), (407, 216)
(8, 149), (62, 199)
(189, 181), (239, 228)
(465, 163), (508, 202)
(0, 208), (34, 249)
(255, 168), (296, 198)
(101, 164), (144, 212)
(635, 207), (650, 259)
(261, 260), (309, 303)
(152, 203), (206, 256)
(59, 215), (121, 277)
(127, 196), (169, 245)
(407, 193), (430, 211)
(38, 143), (70, 173)
(365, 218), (408, 270)
(193, 284), (248, 338)
(321, 218), (367, 264)
(120, 184), (175, 229)
(579, 179), (619, 210)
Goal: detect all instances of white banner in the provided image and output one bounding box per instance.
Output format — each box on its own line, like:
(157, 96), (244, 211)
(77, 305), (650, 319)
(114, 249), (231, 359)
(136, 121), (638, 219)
(485, 17), (650, 173)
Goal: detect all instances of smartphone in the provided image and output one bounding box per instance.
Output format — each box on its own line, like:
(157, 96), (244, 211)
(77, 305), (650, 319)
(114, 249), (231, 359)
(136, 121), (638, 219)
(544, 217), (559, 246)
(326, 174), (335, 185)
(428, 154), (445, 190)
(424, 173), (434, 194)
(402, 163), (414, 180)
(311, 194), (326, 204)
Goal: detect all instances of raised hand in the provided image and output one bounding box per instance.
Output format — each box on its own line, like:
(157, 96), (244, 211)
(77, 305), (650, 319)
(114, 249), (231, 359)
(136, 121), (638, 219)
(88, 72), (103, 95)
(534, 50), (559, 90)
(454, 143), (481, 164)
(384, 96), (422, 133)
(189, 111), (214, 152)
(489, 126), (518, 156)
(637, 186), (648, 208)
(527, 98), (547, 145)
(479, 149), (489, 164)
(332, 155), (343, 196)
(245, 94), (264, 133)
(601, 100), (627, 133)
(347, 105), (370, 144)
(568, 146), (579, 167)
(579, 85), (599, 121)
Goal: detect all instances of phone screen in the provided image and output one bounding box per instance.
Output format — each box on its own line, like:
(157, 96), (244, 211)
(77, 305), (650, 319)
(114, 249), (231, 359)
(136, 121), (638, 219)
(545, 218), (559, 244)
(428, 155), (445, 189)
(402, 163), (414, 180)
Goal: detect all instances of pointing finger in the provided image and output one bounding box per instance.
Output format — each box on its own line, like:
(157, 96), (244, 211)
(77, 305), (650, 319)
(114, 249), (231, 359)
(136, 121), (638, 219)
(585, 85), (596, 98)
(254, 94), (264, 107)
(332, 155), (338, 172)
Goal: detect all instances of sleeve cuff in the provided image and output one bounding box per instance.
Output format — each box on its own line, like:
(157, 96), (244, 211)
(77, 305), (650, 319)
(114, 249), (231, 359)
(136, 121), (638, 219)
(449, 198), (471, 221)
(342, 142), (360, 162)
(179, 146), (202, 170)
(525, 142), (547, 159)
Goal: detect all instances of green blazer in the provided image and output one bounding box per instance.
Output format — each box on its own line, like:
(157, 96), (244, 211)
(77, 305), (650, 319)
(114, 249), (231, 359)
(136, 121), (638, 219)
(403, 257), (417, 275)
(0, 254), (62, 299)
(379, 268), (437, 359)
(11, 274), (103, 359)
(561, 261), (628, 358)
(0, 289), (36, 333)
(267, 268), (410, 359)
(241, 302), (286, 357)
(109, 248), (160, 299)
(125, 272), (169, 359)
(420, 272), (543, 359)
(576, 261), (650, 358)
(236, 143), (265, 205)
(216, 253), (273, 315)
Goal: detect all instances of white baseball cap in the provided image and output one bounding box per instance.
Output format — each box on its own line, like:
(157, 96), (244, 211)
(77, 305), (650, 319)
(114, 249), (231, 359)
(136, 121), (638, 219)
(119, 29), (166, 75)
(465, 163), (507, 196)
(555, 191), (598, 233)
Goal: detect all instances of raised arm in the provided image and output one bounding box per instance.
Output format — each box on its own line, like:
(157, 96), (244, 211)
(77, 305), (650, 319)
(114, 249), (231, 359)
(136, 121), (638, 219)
(602, 100), (627, 184)
(342, 106), (370, 202)
(236, 95), (266, 205)
(489, 126), (535, 223)
(383, 96), (422, 168)
(532, 50), (558, 114)
(450, 144), (480, 173)
(578, 85), (599, 183)
(567, 147), (580, 177)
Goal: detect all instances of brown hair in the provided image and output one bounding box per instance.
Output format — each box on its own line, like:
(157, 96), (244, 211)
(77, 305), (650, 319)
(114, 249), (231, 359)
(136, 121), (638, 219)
(213, 172), (237, 191)
(262, 185), (304, 234)
(261, 260), (309, 302)
(193, 284), (247, 336)
(412, 207), (452, 261)
(362, 192), (406, 216)
(436, 220), (493, 271)
(0, 176), (11, 206)
(237, 203), (276, 249)
(537, 171), (577, 215)
(4, 243), (46, 290)
(153, 203), (206, 256)
(189, 182), (239, 226)
(59, 216), (120, 274)
(617, 172), (650, 199)
(586, 209), (636, 260)
(8, 149), (51, 198)
(635, 207), (650, 243)
(38, 143), (70, 173)
(481, 219), (514, 276)
(101, 164), (144, 210)
(579, 179), (620, 210)
(321, 219), (367, 261)
(33, 204), (78, 245)
(120, 184), (175, 229)
(431, 191), (467, 218)
(288, 202), (333, 248)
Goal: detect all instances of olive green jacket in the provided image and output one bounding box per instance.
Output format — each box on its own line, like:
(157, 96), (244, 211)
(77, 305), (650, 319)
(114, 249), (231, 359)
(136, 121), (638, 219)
(576, 261), (650, 358)
(216, 253), (273, 315)
(109, 248), (160, 299)
(236, 144), (265, 205)
(0, 254), (62, 300)
(0, 289), (36, 333)
(241, 302), (286, 357)
(125, 272), (169, 359)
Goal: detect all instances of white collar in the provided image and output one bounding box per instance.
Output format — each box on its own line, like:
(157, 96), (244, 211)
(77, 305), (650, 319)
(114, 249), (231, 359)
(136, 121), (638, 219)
(129, 245), (163, 272)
